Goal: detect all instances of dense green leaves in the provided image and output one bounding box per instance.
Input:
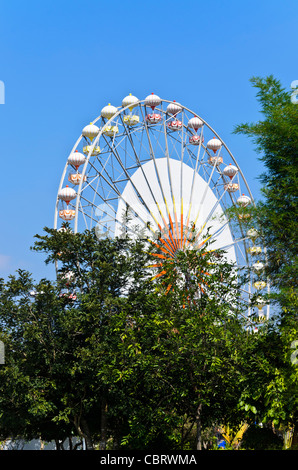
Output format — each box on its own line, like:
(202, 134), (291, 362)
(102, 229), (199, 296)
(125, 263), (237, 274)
(234, 75), (298, 296)
(234, 75), (298, 439)
(0, 227), (250, 449)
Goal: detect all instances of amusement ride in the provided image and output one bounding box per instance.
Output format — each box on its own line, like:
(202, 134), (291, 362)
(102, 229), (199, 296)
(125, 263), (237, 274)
(54, 93), (270, 327)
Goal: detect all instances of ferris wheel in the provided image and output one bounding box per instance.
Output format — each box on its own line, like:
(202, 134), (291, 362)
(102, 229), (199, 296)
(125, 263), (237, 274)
(54, 93), (270, 327)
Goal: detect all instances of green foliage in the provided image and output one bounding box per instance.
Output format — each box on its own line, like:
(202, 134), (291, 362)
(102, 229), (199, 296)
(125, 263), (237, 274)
(233, 75), (298, 439)
(234, 75), (298, 299)
(0, 226), (251, 449)
(1, 76), (297, 449)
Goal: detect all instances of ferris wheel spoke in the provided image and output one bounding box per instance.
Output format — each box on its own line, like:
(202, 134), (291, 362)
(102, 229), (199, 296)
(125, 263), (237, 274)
(121, 125), (177, 250)
(186, 126), (206, 228)
(120, 115), (144, 164)
(78, 193), (120, 237)
(77, 196), (97, 229)
(210, 236), (248, 256)
(161, 114), (181, 248)
(94, 149), (166, 241)
(139, 105), (174, 234)
(88, 175), (100, 230)
(86, 158), (121, 204)
(81, 173), (101, 194)
(101, 135), (155, 221)
(198, 161), (242, 233)
(133, 116), (152, 163)
(188, 143), (207, 182)
(210, 173), (225, 192)
(192, 156), (222, 230)
(164, 109), (185, 236)
(150, 125), (166, 157)
(122, 116), (165, 214)
(179, 117), (186, 229)
(94, 158), (164, 241)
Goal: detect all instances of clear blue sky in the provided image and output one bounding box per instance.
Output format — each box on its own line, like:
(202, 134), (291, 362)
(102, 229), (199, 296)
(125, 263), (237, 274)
(0, 0), (297, 281)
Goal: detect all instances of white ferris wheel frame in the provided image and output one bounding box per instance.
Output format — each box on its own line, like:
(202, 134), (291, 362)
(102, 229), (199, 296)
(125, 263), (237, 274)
(54, 97), (270, 325)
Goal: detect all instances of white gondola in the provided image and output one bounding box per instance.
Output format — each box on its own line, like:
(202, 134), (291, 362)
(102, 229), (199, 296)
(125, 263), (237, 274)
(58, 186), (77, 205)
(187, 116), (203, 132)
(123, 115), (140, 126)
(83, 145), (101, 156)
(247, 228), (259, 242)
(208, 155), (223, 165)
(252, 261), (265, 274)
(145, 113), (162, 124)
(223, 164), (238, 179)
(102, 125), (119, 137)
(166, 101), (182, 116)
(254, 280), (267, 290)
(224, 183), (239, 193)
(189, 135), (202, 145)
(237, 194), (251, 207)
(167, 120), (182, 131)
(144, 93), (161, 110)
(68, 173), (87, 185)
(82, 123), (100, 142)
(59, 209), (76, 221)
(101, 103), (118, 120)
(122, 93), (139, 111)
(207, 137), (222, 154)
(68, 150), (86, 169)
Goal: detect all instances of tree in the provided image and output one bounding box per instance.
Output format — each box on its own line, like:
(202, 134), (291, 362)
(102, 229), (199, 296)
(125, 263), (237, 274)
(31, 227), (156, 449)
(234, 75), (298, 445)
(1, 224), (252, 450)
(106, 228), (251, 450)
(2, 218), (294, 450)
(0, 271), (75, 447)
(234, 75), (298, 311)
(0, 230), (155, 449)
